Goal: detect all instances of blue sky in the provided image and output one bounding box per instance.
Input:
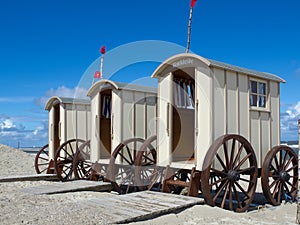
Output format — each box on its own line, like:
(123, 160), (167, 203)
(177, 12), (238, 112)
(0, 0), (299, 147)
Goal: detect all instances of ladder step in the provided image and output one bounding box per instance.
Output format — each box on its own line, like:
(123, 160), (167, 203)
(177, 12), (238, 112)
(166, 179), (189, 187)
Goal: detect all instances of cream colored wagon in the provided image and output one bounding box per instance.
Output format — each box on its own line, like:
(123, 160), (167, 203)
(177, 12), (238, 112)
(72, 80), (158, 192)
(154, 53), (298, 211)
(34, 96), (91, 181)
(113, 53), (297, 212)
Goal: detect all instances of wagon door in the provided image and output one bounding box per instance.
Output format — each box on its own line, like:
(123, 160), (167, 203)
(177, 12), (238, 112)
(171, 69), (195, 164)
(49, 103), (60, 160)
(157, 73), (173, 166)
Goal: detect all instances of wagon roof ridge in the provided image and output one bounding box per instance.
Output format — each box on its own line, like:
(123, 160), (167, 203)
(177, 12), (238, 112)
(151, 53), (285, 83)
(87, 79), (157, 97)
(45, 96), (90, 110)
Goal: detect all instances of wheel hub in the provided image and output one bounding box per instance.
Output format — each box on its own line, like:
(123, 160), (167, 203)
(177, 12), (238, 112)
(279, 171), (290, 182)
(227, 170), (240, 182)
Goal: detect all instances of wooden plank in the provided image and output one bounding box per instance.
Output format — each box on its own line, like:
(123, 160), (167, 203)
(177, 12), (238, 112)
(21, 180), (112, 195)
(77, 191), (204, 224)
(0, 174), (58, 182)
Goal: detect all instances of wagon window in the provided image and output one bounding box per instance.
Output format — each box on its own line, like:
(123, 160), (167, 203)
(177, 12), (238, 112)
(174, 79), (195, 109)
(250, 80), (267, 108)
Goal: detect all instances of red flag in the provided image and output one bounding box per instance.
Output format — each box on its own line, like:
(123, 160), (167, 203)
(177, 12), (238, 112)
(191, 0), (197, 8)
(94, 71), (101, 78)
(100, 46), (106, 55)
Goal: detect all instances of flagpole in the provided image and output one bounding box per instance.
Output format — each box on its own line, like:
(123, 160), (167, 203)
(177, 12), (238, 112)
(100, 55), (104, 79)
(186, 6), (193, 53)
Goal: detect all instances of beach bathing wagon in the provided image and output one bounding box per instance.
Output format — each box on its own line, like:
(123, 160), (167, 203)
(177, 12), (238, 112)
(144, 53), (297, 211)
(72, 80), (158, 190)
(35, 96), (91, 180)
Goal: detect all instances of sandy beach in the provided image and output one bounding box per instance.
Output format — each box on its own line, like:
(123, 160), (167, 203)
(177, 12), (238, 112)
(0, 144), (298, 224)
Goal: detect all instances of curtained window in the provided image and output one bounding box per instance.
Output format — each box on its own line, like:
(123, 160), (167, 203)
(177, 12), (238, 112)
(250, 80), (267, 108)
(101, 95), (112, 118)
(174, 79), (195, 109)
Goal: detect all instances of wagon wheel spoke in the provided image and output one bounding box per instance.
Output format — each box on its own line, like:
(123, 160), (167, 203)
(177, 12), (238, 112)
(237, 166), (256, 175)
(229, 138), (236, 168)
(286, 164), (297, 173)
(35, 144), (50, 174)
(107, 137), (151, 194)
(232, 144), (244, 169)
(213, 180), (229, 202)
(216, 153), (228, 172)
(134, 135), (158, 192)
(233, 153), (251, 171)
(201, 134), (257, 212)
(73, 140), (94, 180)
(270, 164), (280, 175)
(262, 145), (298, 206)
(223, 142), (229, 169)
(39, 167), (48, 174)
(54, 139), (85, 181)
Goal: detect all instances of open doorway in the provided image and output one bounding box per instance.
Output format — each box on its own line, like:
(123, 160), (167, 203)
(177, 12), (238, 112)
(172, 68), (195, 162)
(53, 104), (60, 153)
(99, 90), (112, 158)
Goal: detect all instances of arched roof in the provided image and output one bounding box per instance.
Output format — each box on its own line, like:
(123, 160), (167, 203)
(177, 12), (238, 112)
(87, 79), (157, 97)
(151, 53), (285, 83)
(87, 79), (119, 97)
(45, 96), (90, 110)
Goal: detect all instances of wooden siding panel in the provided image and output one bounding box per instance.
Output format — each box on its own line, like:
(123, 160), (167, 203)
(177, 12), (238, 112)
(260, 112), (270, 167)
(270, 81), (280, 146)
(213, 68), (226, 140)
(238, 74), (249, 139)
(226, 71), (237, 134)
(250, 111), (260, 160)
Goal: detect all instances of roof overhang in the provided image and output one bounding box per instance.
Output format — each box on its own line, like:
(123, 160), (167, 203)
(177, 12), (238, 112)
(87, 79), (120, 97)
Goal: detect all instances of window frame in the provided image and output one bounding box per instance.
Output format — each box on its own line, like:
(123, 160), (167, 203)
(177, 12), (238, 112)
(249, 79), (269, 111)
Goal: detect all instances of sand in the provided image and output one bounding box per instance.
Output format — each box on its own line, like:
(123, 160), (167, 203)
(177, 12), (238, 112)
(0, 144), (298, 224)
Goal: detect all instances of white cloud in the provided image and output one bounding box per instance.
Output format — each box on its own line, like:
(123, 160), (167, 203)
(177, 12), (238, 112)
(0, 115), (48, 147)
(35, 86), (88, 107)
(0, 119), (16, 129)
(281, 101), (300, 141)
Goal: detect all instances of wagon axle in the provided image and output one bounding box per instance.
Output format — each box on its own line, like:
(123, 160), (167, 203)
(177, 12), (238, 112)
(227, 170), (240, 182)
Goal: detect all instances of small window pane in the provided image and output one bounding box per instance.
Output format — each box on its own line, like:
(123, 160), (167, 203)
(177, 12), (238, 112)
(259, 96), (266, 107)
(250, 81), (257, 93)
(259, 82), (266, 95)
(250, 94), (257, 106)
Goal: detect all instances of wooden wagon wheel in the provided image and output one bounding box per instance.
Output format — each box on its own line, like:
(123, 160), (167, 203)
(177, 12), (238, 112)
(201, 134), (258, 212)
(54, 139), (85, 181)
(134, 135), (160, 191)
(73, 140), (93, 180)
(106, 137), (147, 194)
(261, 145), (298, 205)
(35, 144), (50, 174)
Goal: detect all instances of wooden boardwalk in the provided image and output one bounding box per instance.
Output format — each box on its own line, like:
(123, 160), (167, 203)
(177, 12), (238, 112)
(22, 180), (112, 195)
(78, 191), (204, 224)
(0, 174), (58, 182)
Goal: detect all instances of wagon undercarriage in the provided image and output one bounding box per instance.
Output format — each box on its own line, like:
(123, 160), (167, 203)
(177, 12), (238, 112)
(35, 133), (298, 212)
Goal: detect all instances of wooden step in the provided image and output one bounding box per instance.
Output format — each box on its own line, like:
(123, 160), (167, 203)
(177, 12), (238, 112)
(165, 179), (190, 187)
(0, 174), (58, 182)
(78, 191), (204, 224)
(22, 180), (112, 195)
